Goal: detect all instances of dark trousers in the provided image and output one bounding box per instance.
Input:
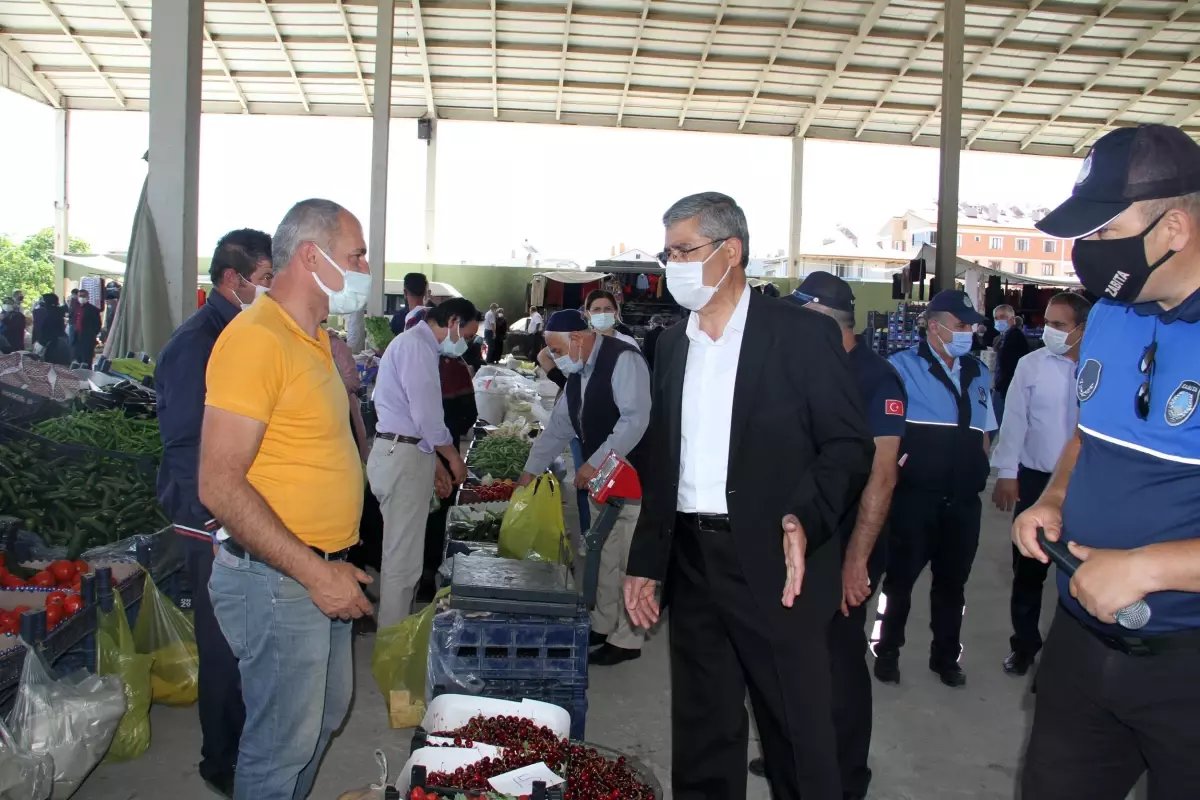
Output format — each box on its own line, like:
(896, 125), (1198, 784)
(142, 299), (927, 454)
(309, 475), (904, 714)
(1009, 466), (1052, 656)
(670, 513), (840, 800)
(184, 535), (245, 783)
(829, 558), (885, 799)
(877, 490), (982, 665)
(1022, 608), (1200, 799)
(72, 336), (96, 367)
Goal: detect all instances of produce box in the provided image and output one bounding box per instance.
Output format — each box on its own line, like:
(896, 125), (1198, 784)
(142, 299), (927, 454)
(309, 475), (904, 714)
(31, 408), (161, 459)
(428, 608), (590, 689)
(442, 504), (507, 565)
(0, 383), (69, 427)
(465, 432), (533, 482)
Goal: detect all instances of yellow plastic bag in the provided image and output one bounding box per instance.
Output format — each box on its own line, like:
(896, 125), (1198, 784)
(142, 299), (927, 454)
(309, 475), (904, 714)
(132, 571), (199, 707)
(98, 591), (153, 762)
(498, 474), (569, 564)
(371, 588), (449, 728)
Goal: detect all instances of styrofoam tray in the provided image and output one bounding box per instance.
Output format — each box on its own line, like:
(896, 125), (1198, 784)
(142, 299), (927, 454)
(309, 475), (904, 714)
(421, 695), (572, 740)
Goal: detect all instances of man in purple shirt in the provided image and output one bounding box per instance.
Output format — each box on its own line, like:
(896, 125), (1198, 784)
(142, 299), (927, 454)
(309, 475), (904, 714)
(367, 296), (475, 627)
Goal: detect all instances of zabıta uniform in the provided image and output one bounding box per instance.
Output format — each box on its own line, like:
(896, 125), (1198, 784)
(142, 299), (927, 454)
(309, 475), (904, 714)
(1020, 123), (1200, 800)
(876, 289), (996, 685)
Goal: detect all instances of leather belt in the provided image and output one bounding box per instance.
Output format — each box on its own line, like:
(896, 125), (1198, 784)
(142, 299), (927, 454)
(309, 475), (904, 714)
(1065, 604), (1200, 657)
(223, 540), (351, 563)
(678, 512), (731, 532)
(375, 431), (423, 446)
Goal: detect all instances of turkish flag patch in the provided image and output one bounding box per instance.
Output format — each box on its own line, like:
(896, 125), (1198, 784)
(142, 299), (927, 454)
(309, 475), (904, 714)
(885, 399), (905, 416)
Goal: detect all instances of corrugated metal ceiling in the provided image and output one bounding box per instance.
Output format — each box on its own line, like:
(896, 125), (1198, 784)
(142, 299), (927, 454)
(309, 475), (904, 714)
(1, 0), (1198, 157)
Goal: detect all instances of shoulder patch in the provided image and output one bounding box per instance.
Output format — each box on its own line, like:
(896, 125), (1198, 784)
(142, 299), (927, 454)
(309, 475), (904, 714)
(885, 399), (904, 416)
(1077, 358), (1102, 402)
(1165, 380), (1200, 427)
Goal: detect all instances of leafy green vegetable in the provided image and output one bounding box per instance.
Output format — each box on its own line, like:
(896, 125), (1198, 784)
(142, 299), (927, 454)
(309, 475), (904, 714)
(33, 408), (161, 457)
(364, 316), (396, 351)
(468, 434), (532, 480)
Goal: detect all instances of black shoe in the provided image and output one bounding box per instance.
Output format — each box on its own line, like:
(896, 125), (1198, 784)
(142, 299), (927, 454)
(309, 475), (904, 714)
(201, 771), (235, 799)
(589, 643), (641, 667)
(414, 574), (437, 605)
(748, 758), (766, 777)
(1003, 650), (1035, 676)
(588, 631), (608, 648)
(931, 661), (967, 687)
(873, 653), (900, 685)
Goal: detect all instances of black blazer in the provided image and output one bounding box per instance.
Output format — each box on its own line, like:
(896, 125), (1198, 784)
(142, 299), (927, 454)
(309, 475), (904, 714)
(628, 289), (875, 617)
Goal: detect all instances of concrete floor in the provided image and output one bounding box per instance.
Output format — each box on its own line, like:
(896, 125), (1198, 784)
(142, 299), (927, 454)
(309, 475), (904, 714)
(77, 479), (1110, 800)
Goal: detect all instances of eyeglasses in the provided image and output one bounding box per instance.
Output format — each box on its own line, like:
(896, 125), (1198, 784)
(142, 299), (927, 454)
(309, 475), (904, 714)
(1135, 339), (1157, 420)
(655, 238), (728, 268)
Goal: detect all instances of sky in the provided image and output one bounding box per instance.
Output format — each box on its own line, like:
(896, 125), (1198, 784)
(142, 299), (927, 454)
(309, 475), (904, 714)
(0, 89), (1085, 264)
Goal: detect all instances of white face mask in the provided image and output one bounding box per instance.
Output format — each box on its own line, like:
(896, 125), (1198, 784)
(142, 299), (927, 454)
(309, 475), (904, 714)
(439, 321), (469, 357)
(1, 305), (12, 314)
(236, 276), (269, 311)
(589, 312), (615, 332)
(1041, 324), (1078, 356)
(665, 241), (731, 311)
(313, 246), (371, 315)
(552, 338), (584, 374)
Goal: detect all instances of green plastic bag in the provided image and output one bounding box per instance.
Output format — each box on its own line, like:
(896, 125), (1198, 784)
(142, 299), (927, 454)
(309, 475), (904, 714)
(497, 474), (568, 564)
(371, 588), (449, 728)
(132, 571), (199, 707)
(98, 591), (153, 762)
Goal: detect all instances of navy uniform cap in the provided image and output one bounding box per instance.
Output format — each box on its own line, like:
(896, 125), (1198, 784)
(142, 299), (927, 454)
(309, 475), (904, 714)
(790, 271), (856, 314)
(927, 289), (985, 325)
(546, 309), (589, 333)
(1036, 125), (1200, 240)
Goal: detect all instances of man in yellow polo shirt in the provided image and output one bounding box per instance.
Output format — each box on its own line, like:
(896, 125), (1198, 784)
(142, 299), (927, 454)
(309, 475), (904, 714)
(199, 198), (373, 800)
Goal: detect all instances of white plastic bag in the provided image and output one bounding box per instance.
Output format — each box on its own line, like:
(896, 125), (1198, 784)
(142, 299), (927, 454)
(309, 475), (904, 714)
(7, 645), (126, 798)
(0, 715), (51, 800)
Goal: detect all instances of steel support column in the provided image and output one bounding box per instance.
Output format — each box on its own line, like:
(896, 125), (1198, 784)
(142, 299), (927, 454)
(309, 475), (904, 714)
(368, 0), (396, 316)
(424, 118), (437, 264)
(148, 0), (202, 330)
(788, 136), (804, 279)
(53, 109), (69, 294)
(934, 0), (966, 292)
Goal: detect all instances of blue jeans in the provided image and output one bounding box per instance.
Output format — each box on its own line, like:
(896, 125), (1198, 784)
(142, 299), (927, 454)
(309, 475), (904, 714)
(209, 548), (354, 800)
(569, 438), (591, 532)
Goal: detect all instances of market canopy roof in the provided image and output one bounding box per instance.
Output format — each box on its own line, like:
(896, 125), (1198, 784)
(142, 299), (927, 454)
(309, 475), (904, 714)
(1, 0), (1198, 157)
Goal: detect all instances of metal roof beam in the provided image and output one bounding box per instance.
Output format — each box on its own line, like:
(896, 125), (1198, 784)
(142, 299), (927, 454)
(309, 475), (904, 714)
(490, 0), (498, 117)
(677, 0), (729, 127)
(0, 33), (61, 108)
(335, 0), (372, 113)
(410, 0), (438, 118)
(110, 0), (149, 52)
(259, 0), (309, 112)
(1072, 42), (1200, 152)
(554, 0), (573, 120)
(204, 24), (249, 113)
(616, 0), (651, 126)
(737, 0), (807, 130)
(1169, 98), (1200, 128)
(967, 0), (1120, 147)
(857, 11), (940, 138)
(793, 0), (888, 138)
(34, 0), (124, 107)
(1019, 1), (1200, 150)
(910, 0), (1040, 142)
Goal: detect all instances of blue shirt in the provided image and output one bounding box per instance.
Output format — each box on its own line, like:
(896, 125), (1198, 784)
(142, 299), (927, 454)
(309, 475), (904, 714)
(848, 343), (907, 439)
(1061, 290), (1200, 635)
(155, 292), (241, 535)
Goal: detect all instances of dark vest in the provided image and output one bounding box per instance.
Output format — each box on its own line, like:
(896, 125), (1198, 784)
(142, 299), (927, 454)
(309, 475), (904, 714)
(565, 335), (647, 473)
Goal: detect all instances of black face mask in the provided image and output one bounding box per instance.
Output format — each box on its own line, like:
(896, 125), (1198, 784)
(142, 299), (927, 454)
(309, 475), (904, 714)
(1071, 214), (1176, 303)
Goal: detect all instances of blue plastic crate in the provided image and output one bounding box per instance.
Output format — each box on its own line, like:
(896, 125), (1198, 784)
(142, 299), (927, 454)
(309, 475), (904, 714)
(430, 678), (588, 741)
(430, 610), (590, 683)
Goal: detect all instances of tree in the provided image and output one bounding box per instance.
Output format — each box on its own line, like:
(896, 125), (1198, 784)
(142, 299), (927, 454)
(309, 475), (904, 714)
(0, 228), (90, 302)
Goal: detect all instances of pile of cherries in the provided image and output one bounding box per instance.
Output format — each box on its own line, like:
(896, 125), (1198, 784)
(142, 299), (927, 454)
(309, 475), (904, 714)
(427, 715), (655, 799)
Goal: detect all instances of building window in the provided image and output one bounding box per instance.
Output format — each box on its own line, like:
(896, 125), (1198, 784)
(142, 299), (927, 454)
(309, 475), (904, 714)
(990, 236), (1003, 249)
(975, 235), (981, 242)
(1015, 261), (1028, 275)
(988, 260), (1002, 270)
(893, 241), (904, 251)
(1065, 268), (1077, 278)
(1042, 262), (1055, 276)
(956, 234), (962, 247)
(1016, 238), (1030, 252)
(1042, 239), (1056, 253)
(832, 262), (863, 280)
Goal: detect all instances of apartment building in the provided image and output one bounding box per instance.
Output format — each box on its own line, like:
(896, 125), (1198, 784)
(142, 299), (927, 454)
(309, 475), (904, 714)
(878, 204), (1077, 281)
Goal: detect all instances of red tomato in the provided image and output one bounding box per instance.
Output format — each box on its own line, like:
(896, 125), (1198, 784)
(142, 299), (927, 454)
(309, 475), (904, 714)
(73, 559), (89, 575)
(69, 576), (82, 593)
(0, 611), (14, 630)
(11, 605), (30, 615)
(2, 574), (26, 589)
(49, 561), (76, 583)
(46, 591), (68, 607)
(45, 604), (63, 629)
(62, 596), (83, 616)
(29, 571), (56, 589)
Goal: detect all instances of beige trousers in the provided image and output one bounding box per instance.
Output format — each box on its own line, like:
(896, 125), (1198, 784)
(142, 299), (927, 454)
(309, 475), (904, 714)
(587, 498), (645, 650)
(366, 441), (435, 628)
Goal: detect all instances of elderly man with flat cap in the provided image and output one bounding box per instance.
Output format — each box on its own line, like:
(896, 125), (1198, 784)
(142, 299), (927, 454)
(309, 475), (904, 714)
(518, 309), (652, 666)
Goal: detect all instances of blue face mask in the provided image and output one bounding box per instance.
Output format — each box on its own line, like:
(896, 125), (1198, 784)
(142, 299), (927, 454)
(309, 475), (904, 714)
(936, 324), (974, 358)
(994, 319), (1009, 333)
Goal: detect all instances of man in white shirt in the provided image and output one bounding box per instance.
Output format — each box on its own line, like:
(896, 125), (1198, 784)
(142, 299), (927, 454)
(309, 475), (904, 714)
(625, 192), (874, 800)
(991, 292), (1092, 676)
(483, 303), (497, 357)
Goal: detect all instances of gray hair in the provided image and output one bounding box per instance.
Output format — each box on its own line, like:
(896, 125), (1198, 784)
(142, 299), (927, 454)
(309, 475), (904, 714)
(993, 304), (1015, 317)
(272, 198), (347, 273)
(807, 302), (854, 331)
(662, 192), (750, 268)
